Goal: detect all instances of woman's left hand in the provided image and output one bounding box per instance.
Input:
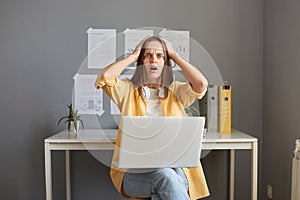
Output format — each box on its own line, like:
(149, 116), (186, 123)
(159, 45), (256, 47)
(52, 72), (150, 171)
(159, 36), (176, 59)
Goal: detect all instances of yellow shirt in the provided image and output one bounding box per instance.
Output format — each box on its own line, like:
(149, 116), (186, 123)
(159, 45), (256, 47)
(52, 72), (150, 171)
(95, 76), (210, 200)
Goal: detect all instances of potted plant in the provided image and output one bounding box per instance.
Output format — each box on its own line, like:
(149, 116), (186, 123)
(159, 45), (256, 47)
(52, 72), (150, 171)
(57, 103), (84, 132)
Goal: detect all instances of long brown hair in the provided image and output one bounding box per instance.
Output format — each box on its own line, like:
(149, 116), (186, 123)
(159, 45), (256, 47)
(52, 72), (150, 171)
(130, 36), (174, 98)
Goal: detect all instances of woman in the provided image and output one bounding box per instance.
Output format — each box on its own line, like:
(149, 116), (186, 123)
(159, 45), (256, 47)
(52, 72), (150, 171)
(95, 36), (209, 200)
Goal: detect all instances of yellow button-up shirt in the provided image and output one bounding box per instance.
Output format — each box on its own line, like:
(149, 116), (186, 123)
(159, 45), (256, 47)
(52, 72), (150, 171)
(95, 76), (210, 200)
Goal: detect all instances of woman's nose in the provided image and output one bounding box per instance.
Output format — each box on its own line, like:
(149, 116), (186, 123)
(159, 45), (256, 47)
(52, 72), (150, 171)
(150, 54), (157, 63)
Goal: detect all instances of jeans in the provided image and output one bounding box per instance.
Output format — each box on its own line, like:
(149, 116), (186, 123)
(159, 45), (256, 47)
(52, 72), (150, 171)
(122, 168), (189, 200)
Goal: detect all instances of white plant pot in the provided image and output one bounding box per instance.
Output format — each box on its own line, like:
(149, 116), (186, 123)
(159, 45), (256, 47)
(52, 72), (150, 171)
(69, 121), (79, 133)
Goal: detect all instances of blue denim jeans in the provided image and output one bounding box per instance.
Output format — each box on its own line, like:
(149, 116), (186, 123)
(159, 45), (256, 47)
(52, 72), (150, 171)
(122, 168), (189, 200)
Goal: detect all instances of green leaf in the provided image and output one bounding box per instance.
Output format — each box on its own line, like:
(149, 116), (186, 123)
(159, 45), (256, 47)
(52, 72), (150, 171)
(57, 103), (84, 130)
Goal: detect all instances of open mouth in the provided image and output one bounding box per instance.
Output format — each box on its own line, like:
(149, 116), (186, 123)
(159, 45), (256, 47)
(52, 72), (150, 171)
(150, 66), (158, 71)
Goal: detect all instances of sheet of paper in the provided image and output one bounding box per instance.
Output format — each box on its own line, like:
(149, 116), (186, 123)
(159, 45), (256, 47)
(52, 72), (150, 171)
(124, 29), (153, 69)
(159, 29), (190, 70)
(73, 73), (104, 116)
(87, 28), (116, 69)
(110, 101), (120, 115)
(110, 74), (133, 115)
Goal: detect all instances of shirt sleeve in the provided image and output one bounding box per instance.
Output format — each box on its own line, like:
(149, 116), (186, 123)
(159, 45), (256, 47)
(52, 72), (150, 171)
(170, 81), (207, 107)
(95, 76), (128, 109)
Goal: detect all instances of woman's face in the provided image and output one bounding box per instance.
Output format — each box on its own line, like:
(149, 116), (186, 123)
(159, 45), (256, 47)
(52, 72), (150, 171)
(142, 40), (165, 83)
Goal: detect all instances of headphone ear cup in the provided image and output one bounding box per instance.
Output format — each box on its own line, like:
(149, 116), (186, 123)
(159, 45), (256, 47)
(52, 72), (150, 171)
(142, 86), (150, 99)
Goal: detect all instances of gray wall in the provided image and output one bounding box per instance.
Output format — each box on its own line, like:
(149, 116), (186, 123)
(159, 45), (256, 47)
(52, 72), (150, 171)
(263, 0), (300, 199)
(0, 0), (263, 199)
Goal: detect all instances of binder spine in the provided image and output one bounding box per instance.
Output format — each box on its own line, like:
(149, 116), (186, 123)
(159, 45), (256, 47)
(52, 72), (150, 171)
(208, 85), (219, 132)
(198, 85), (218, 132)
(218, 85), (231, 133)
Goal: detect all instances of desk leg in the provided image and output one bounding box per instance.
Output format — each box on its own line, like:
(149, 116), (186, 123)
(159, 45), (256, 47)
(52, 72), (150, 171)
(45, 143), (52, 200)
(251, 141), (258, 200)
(66, 150), (71, 200)
(230, 149), (235, 200)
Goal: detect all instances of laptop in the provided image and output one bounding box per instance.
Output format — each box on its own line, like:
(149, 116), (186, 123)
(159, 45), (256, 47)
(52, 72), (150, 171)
(117, 116), (205, 168)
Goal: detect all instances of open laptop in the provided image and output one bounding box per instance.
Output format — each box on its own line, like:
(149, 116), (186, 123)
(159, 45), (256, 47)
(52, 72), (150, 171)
(117, 116), (205, 168)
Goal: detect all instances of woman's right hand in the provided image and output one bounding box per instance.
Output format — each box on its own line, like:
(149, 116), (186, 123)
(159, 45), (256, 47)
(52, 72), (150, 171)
(98, 36), (150, 78)
(131, 35), (150, 62)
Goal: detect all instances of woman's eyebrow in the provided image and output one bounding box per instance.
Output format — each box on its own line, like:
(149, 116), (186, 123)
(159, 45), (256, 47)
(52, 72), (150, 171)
(144, 49), (164, 55)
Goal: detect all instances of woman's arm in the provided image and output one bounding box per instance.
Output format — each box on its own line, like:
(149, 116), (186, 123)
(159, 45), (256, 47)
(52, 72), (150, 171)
(98, 36), (149, 78)
(162, 38), (208, 93)
(99, 54), (137, 78)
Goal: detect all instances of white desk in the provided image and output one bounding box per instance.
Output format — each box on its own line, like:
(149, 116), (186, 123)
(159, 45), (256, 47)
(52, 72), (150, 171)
(44, 129), (258, 200)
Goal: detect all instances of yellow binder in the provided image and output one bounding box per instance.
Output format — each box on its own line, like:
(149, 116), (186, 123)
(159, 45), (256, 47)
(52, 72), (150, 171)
(219, 85), (231, 133)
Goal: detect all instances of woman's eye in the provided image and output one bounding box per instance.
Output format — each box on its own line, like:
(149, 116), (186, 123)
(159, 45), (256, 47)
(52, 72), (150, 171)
(157, 54), (164, 59)
(145, 54), (151, 59)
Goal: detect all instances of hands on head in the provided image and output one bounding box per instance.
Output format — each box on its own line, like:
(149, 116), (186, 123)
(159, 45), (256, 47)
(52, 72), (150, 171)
(132, 35), (150, 62)
(158, 36), (176, 59)
(132, 35), (176, 61)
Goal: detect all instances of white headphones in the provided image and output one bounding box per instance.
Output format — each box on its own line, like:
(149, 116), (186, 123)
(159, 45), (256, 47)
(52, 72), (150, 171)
(142, 86), (151, 99)
(142, 86), (165, 99)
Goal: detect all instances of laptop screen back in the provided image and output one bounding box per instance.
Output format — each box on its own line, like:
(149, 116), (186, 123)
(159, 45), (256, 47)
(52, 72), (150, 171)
(117, 116), (205, 168)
